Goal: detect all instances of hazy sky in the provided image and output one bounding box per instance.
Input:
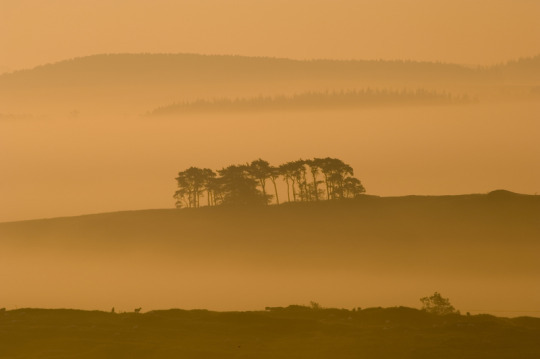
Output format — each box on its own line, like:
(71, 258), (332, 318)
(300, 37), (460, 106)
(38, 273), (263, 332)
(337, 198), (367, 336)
(1, 0), (539, 72)
(1, 0), (539, 222)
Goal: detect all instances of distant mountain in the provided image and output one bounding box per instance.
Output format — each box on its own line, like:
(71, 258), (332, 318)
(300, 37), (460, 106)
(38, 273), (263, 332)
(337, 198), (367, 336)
(1, 53), (537, 115)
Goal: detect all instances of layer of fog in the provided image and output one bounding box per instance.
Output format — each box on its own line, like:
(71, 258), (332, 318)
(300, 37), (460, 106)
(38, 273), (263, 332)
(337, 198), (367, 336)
(1, 102), (539, 223)
(1, 193), (539, 317)
(2, 244), (539, 317)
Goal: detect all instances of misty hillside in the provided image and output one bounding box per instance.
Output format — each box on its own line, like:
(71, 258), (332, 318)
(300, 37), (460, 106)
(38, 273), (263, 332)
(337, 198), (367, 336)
(2, 192), (539, 276)
(1, 53), (538, 115)
(2, 306), (540, 359)
(1, 191), (539, 315)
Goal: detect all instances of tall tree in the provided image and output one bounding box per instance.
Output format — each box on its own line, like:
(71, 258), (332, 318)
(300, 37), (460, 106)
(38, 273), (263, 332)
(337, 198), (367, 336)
(279, 163), (292, 202)
(218, 165), (268, 206)
(306, 159), (322, 201)
(280, 162), (299, 202)
(207, 176), (224, 206)
(202, 168), (217, 206)
(343, 177), (366, 198)
(316, 157), (335, 200)
(317, 158), (356, 199)
(269, 166), (281, 205)
(249, 159), (273, 204)
(290, 160), (308, 201)
(174, 167), (216, 208)
(173, 187), (190, 208)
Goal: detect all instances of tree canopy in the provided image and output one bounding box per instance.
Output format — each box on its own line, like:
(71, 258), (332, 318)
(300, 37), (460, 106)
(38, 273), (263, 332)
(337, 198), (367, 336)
(420, 292), (458, 315)
(174, 157), (365, 208)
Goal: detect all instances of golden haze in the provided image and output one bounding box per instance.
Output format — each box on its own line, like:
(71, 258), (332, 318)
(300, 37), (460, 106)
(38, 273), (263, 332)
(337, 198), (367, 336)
(1, 0), (540, 72)
(1, 0), (540, 340)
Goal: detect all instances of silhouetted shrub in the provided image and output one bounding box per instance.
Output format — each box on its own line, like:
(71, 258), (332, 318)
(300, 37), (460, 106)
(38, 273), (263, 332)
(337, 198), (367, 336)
(420, 292), (458, 315)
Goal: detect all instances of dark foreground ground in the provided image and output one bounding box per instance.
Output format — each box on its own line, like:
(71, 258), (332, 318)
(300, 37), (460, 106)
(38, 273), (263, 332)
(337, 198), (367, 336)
(1, 306), (539, 359)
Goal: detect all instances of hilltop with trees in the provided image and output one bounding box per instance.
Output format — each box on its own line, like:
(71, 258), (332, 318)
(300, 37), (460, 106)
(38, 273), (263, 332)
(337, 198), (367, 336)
(173, 158), (365, 208)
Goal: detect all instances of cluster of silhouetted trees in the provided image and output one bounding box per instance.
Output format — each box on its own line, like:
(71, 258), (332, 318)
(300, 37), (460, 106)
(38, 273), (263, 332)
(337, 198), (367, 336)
(151, 89), (473, 115)
(174, 158), (365, 208)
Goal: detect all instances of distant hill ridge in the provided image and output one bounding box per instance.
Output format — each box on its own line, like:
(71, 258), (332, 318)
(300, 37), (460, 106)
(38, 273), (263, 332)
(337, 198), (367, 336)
(1, 53), (538, 114)
(2, 53), (538, 83)
(0, 53), (478, 79)
(0, 53), (480, 92)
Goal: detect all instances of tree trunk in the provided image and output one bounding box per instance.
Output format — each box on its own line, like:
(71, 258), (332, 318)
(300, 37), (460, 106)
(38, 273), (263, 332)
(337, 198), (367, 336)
(311, 170), (319, 201)
(285, 177), (291, 202)
(260, 179), (267, 205)
(323, 174), (330, 200)
(271, 178), (280, 205)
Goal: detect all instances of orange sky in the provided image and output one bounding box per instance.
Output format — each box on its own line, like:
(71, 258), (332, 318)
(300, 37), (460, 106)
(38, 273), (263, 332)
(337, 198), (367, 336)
(1, 0), (539, 72)
(1, 0), (539, 223)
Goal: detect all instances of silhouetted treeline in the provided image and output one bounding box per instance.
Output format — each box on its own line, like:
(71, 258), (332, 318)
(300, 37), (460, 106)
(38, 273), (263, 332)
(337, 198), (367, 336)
(174, 158), (365, 208)
(487, 55), (540, 83)
(151, 89), (473, 115)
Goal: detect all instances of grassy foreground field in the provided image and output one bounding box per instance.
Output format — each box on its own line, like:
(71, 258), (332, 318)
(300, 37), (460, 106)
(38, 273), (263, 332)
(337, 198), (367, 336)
(1, 306), (540, 358)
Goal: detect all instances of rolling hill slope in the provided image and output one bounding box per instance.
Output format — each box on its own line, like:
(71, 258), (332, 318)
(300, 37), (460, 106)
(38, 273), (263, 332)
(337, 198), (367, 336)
(2, 192), (539, 273)
(1, 192), (539, 313)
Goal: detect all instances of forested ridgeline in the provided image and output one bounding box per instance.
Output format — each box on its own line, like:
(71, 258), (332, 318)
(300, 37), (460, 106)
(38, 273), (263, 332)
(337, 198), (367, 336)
(3, 53), (539, 85)
(174, 158), (365, 208)
(1, 53), (538, 114)
(0, 54), (482, 84)
(149, 89), (473, 115)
